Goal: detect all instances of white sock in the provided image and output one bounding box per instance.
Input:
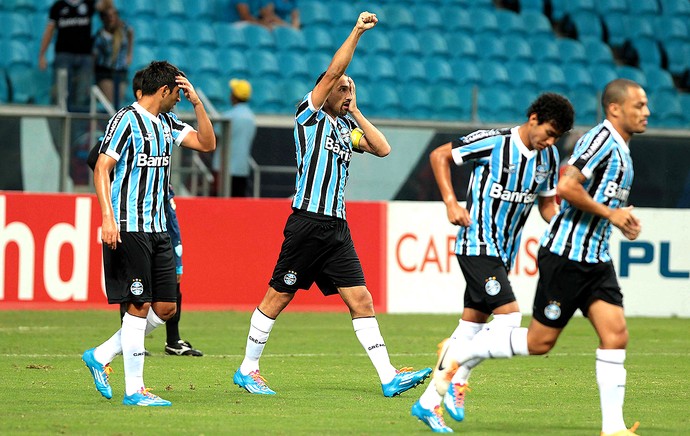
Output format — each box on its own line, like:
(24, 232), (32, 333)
(94, 330), (121, 364)
(145, 307), (166, 335)
(419, 379), (442, 409)
(596, 348), (627, 434)
(451, 320), (485, 385)
(455, 325), (528, 365)
(352, 317), (396, 384)
(240, 309), (275, 375)
(121, 313), (147, 395)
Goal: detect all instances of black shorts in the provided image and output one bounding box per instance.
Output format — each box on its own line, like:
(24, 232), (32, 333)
(457, 254), (516, 314)
(533, 246), (622, 328)
(103, 231), (177, 304)
(269, 209), (366, 296)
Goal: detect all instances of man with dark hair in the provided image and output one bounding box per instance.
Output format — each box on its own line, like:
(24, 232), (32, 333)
(82, 60), (215, 406)
(432, 80), (648, 435)
(412, 92), (575, 432)
(233, 12), (432, 397)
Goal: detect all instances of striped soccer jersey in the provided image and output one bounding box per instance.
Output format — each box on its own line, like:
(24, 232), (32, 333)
(291, 92), (362, 219)
(541, 119), (634, 263)
(452, 126), (560, 270)
(99, 102), (193, 233)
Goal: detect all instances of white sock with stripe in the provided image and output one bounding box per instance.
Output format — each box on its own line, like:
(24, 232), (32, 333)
(596, 348), (627, 434)
(121, 313), (147, 396)
(353, 317), (396, 384)
(240, 308), (275, 375)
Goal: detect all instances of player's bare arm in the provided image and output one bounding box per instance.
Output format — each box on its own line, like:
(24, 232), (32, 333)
(311, 12), (377, 109)
(558, 165), (641, 238)
(94, 153), (120, 250)
(538, 195), (559, 223)
(430, 142), (471, 226)
(347, 78), (390, 157)
(177, 75), (216, 153)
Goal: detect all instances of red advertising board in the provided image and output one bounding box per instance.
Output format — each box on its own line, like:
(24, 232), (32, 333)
(0, 193), (387, 312)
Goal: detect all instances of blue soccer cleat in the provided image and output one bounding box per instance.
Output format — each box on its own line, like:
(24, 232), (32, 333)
(444, 383), (471, 421)
(122, 388), (172, 406)
(382, 367), (432, 397)
(411, 400), (453, 433)
(233, 369), (276, 395)
(82, 348), (113, 399)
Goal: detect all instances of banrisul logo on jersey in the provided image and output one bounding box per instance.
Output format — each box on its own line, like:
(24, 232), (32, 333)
(488, 182), (537, 204)
(325, 134), (352, 162)
(136, 153), (170, 167)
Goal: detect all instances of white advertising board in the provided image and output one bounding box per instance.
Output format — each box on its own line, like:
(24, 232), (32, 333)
(387, 202), (690, 317)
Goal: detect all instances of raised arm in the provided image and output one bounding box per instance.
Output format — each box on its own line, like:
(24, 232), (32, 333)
(347, 78), (390, 157)
(311, 12), (377, 110)
(177, 75), (216, 152)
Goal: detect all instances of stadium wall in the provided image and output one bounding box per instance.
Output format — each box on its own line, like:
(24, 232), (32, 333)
(0, 193), (688, 317)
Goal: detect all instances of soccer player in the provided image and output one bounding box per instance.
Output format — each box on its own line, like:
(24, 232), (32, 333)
(433, 79), (647, 436)
(82, 61), (215, 406)
(411, 93), (575, 432)
(233, 11), (432, 396)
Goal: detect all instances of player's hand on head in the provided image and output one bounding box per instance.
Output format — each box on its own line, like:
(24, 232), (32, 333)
(348, 77), (358, 112)
(356, 12), (378, 30)
(176, 75), (200, 106)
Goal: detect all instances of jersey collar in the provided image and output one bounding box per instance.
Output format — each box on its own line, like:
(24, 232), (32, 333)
(132, 102), (161, 124)
(511, 126), (536, 158)
(603, 119), (630, 153)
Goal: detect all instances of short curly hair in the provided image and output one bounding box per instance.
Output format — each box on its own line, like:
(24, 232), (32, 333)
(525, 93), (575, 134)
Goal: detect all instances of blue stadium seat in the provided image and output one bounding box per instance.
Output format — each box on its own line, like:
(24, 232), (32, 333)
(243, 24), (275, 50)
(281, 79), (311, 110)
(615, 65), (647, 88)
(470, 8), (499, 37)
(196, 73), (228, 110)
(417, 31), (450, 60)
(528, 35), (560, 63)
(648, 92), (685, 128)
(424, 59), (455, 86)
(445, 33), (478, 62)
(213, 23), (248, 50)
(556, 38), (588, 66)
(298, 1), (330, 25)
(473, 35), (508, 62)
(520, 11), (553, 37)
(130, 45), (157, 72)
(186, 22), (219, 50)
(495, 9), (527, 37)
(628, 37), (664, 68)
(428, 84), (472, 122)
(305, 52), (331, 77)
(157, 47), (190, 72)
(562, 64), (595, 93)
(217, 48), (249, 78)
(505, 60), (538, 91)
(302, 26), (334, 55)
(7, 65), (52, 105)
(158, 21), (189, 48)
(4, 12), (33, 43)
(518, 0), (544, 13)
(329, 2), (357, 27)
(358, 31), (393, 56)
(345, 57), (368, 81)
(601, 13), (628, 47)
(663, 40), (690, 76)
(595, 0), (628, 14)
(653, 16), (689, 45)
(477, 87), (515, 123)
(567, 91), (599, 125)
(659, 0), (690, 18)
(120, 0), (157, 20)
(156, 0), (185, 19)
(412, 5), (443, 31)
(588, 64), (618, 91)
(534, 62), (568, 93)
(680, 93), (690, 123)
(382, 5), (415, 30)
(6, 0), (38, 13)
(438, 7), (472, 32)
(388, 29), (421, 56)
(510, 88), (539, 114)
(449, 59), (481, 86)
(272, 26), (308, 53)
(640, 66), (676, 94)
(250, 78), (285, 114)
(277, 52), (311, 82)
(365, 83), (402, 118)
(395, 55), (427, 83)
(503, 37), (534, 62)
(188, 1), (216, 21)
(191, 48), (222, 76)
(245, 48), (280, 80)
(128, 18), (160, 47)
(564, 11), (604, 41)
(1, 40), (32, 69)
(631, 0), (660, 15)
(582, 38), (615, 66)
(624, 16), (656, 40)
(399, 83), (434, 119)
(0, 69), (9, 103)
(476, 60), (511, 91)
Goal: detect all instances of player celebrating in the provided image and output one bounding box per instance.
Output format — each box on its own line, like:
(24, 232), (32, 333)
(233, 11), (431, 396)
(412, 93), (575, 432)
(433, 79), (647, 435)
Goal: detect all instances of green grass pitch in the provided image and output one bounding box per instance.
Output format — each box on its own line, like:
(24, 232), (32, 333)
(0, 311), (688, 435)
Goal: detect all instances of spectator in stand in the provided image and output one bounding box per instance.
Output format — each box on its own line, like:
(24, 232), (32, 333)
(229, 0), (272, 27)
(38, 0), (113, 111)
(93, 6), (134, 109)
(264, 0), (300, 29)
(213, 79), (257, 197)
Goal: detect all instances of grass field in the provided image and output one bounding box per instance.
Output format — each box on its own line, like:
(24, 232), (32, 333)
(0, 311), (688, 435)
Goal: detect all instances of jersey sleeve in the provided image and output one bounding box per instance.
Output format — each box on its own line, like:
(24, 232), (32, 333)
(568, 128), (613, 179)
(450, 133), (500, 166)
(295, 92), (321, 126)
(539, 147), (560, 197)
(165, 112), (194, 146)
(100, 109), (134, 161)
